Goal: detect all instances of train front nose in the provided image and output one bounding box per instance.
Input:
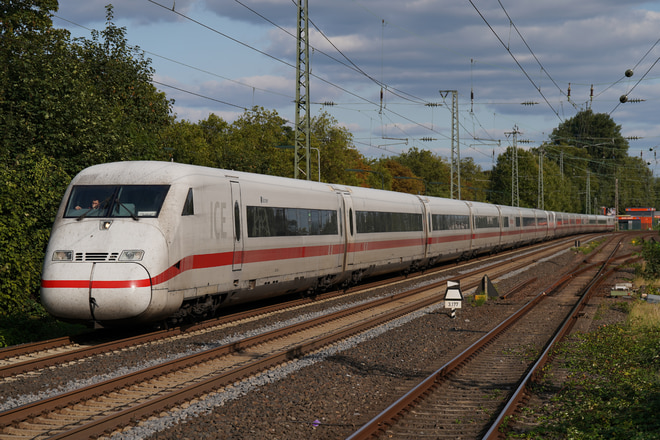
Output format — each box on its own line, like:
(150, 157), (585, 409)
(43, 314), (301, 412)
(41, 262), (152, 322)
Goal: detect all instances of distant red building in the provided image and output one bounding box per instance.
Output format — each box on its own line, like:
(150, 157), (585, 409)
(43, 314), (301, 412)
(618, 207), (656, 230)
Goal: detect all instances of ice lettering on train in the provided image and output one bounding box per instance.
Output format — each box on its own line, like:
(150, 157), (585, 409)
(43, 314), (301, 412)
(212, 201), (228, 239)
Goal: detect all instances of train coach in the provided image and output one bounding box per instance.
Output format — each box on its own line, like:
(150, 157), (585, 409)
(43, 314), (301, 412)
(41, 161), (615, 327)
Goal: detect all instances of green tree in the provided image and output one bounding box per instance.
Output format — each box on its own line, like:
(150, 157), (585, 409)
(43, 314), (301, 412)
(381, 160), (425, 194)
(390, 147), (450, 197)
(546, 109), (655, 214)
(160, 119), (216, 166)
(636, 236), (660, 281)
(0, 152), (69, 314)
(459, 157), (488, 202)
(0, 1), (173, 317)
(1, 4), (172, 176)
(309, 112), (363, 184)
(490, 147), (539, 208)
(70, 5), (173, 169)
(221, 107), (293, 175)
(618, 156), (655, 209)
(550, 109), (629, 164)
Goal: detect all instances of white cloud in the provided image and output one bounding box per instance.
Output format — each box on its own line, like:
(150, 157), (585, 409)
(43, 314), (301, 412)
(48, 0), (660, 169)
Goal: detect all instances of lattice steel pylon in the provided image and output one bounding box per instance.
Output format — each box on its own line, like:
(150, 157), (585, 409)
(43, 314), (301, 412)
(440, 90), (460, 199)
(294, 0), (311, 180)
(586, 171), (591, 214)
(506, 126), (520, 207)
(538, 146), (544, 210)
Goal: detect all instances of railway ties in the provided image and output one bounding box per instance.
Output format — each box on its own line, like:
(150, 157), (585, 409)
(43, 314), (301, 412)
(346, 234), (625, 440)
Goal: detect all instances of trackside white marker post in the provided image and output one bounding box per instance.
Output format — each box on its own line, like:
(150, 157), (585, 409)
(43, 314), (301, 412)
(444, 279), (463, 319)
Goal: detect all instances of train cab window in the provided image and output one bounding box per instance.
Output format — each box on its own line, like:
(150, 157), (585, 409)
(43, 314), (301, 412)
(181, 188), (194, 216)
(65, 185), (170, 219)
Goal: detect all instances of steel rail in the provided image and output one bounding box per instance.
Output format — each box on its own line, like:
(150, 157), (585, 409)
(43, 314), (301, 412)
(482, 241), (625, 439)
(0, 236), (595, 437)
(1, 235), (584, 379)
(344, 237), (622, 440)
(1, 272), (463, 438)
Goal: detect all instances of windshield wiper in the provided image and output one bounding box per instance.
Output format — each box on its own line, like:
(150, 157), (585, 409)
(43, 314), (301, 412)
(115, 199), (139, 221)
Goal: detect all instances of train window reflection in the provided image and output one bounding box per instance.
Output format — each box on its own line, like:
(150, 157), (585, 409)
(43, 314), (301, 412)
(246, 206), (338, 237)
(432, 214), (469, 231)
(65, 185), (170, 219)
(474, 215), (499, 229)
(356, 211), (423, 233)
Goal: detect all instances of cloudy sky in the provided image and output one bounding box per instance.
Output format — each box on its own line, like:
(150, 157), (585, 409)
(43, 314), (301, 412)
(53, 0), (660, 171)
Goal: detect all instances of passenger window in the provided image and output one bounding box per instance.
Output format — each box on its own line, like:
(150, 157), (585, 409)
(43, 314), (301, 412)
(182, 188), (194, 216)
(234, 201), (241, 241)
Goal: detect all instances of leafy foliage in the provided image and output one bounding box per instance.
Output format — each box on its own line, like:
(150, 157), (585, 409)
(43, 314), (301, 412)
(635, 236), (660, 281)
(0, 2), (172, 320)
(518, 315), (660, 439)
(491, 109), (656, 214)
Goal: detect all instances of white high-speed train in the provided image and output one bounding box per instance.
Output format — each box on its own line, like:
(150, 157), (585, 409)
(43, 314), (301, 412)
(41, 161), (615, 326)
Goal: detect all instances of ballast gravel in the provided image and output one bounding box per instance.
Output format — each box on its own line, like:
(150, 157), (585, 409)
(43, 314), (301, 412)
(1, 237), (635, 440)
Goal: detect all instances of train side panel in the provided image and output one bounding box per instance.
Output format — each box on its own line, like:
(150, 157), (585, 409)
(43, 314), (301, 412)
(499, 206), (523, 248)
(235, 178), (347, 301)
(469, 201), (503, 254)
(347, 186), (427, 277)
(426, 198), (472, 261)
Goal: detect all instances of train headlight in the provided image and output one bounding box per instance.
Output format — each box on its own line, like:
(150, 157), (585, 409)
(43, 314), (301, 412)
(52, 250), (73, 261)
(119, 250), (144, 261)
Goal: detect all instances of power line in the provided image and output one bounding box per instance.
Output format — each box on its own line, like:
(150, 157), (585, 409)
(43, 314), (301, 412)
(467, 0), (563, 122)
(147, 0), (455, 146)
(52, 14), (260, 111)
(152, 80), (247, 110)
(147, 0), (296, 70)
(496, 0), (574, 110)
(233, 0), (428, 105)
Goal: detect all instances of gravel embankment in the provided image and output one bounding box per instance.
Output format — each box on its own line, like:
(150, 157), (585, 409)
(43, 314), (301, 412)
(124, 245), (627, 440)
(2, 237), (636, 440)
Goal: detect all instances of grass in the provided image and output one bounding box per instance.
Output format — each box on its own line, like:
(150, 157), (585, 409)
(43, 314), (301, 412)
(509, 300), (660, 439)
(573, 238), (604, 255)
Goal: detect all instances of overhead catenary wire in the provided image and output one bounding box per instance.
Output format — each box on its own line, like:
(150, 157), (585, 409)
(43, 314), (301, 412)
(147, 0), (469, 150)
(52, 14), (262, 110)
(236, 0), (430, 105)
(468, 0), (563, 122)
(496, 0), (576, 111)
(59, 1), (565, 160)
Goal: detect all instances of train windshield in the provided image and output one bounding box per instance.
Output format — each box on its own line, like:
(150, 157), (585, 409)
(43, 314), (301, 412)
(64, 185), (170, 219)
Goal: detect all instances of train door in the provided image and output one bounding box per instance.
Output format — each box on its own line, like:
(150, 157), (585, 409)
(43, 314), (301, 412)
(466, 202), (475, 254)
(230, 181), (243, 271)
(340, 193), (355, 270)
(495, 205), (503, 248)
(416, 196), (430, 258)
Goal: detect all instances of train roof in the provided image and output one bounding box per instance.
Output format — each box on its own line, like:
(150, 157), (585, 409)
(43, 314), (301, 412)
(70, 162), (612, 220)
(71, 161), (336, 189)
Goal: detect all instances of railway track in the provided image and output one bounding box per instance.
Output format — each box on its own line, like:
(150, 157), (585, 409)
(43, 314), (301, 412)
(0, 235), (589, 379)
(345, 234), (625, 440)
(0, 234), (612, 439)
